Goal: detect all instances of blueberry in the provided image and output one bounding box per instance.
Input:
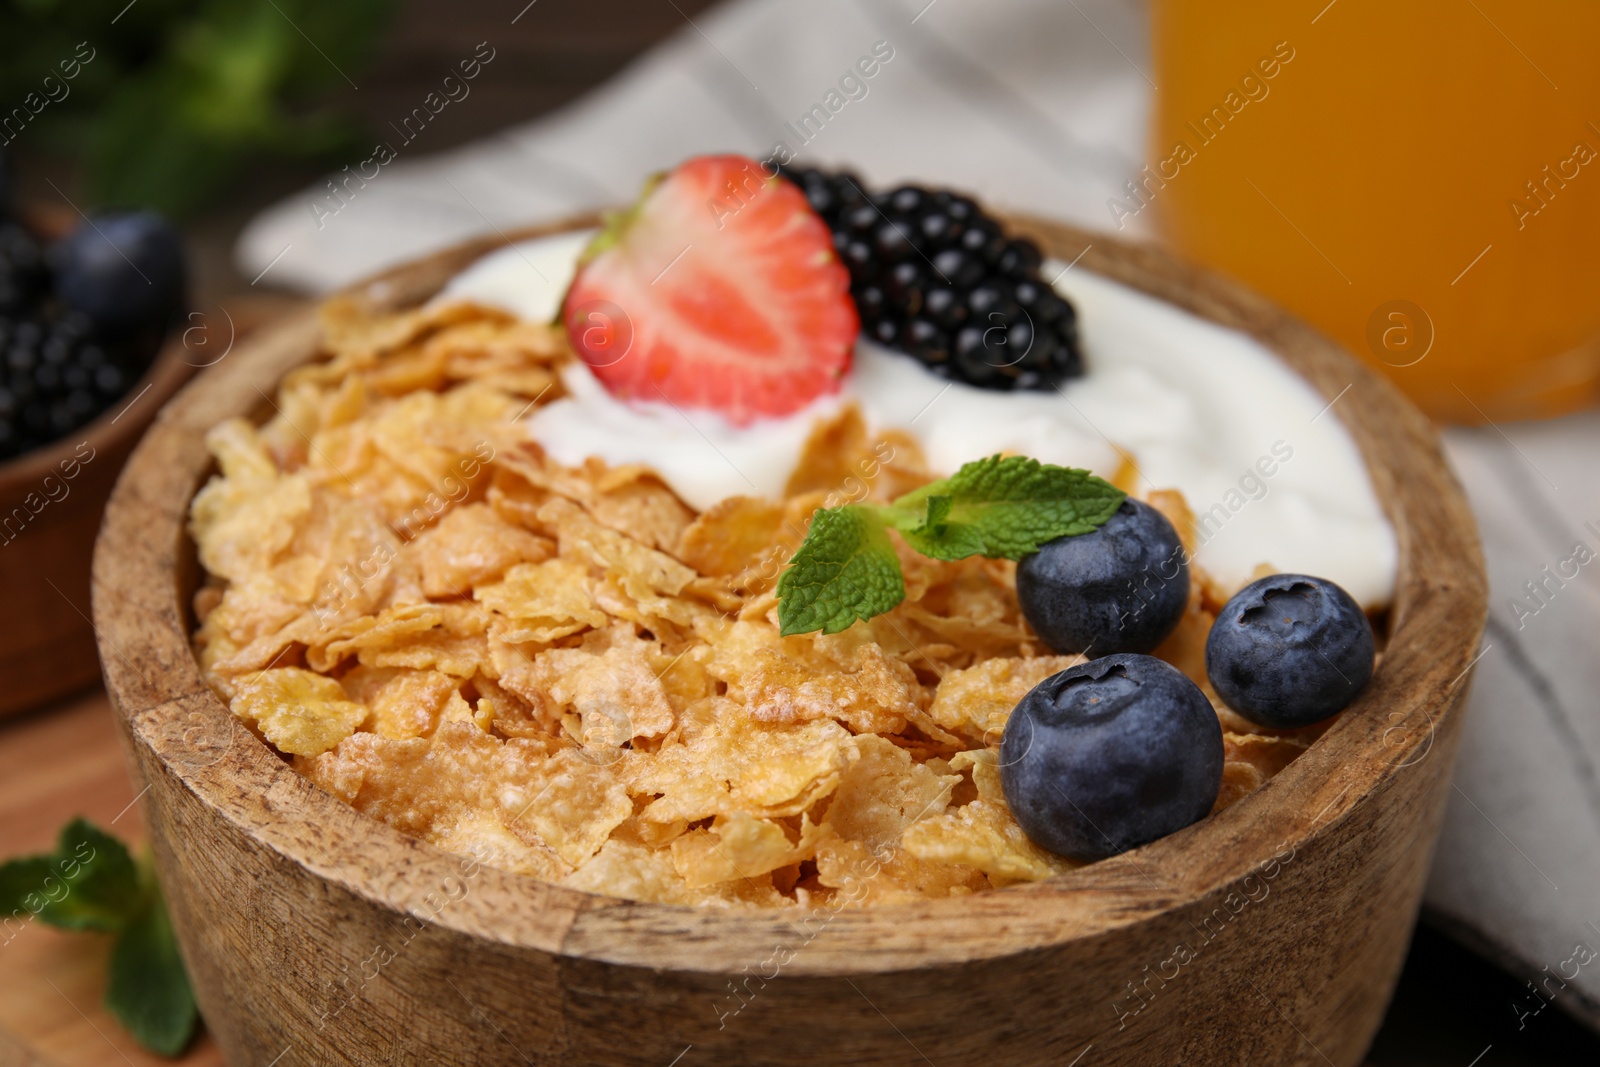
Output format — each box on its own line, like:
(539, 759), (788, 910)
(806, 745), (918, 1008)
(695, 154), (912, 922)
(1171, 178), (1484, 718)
(52, 211), (186, 336)
(1000, 653), (1223, 861)
(1017, 499), (1189, 656)
(1205, 574), (1375, 728)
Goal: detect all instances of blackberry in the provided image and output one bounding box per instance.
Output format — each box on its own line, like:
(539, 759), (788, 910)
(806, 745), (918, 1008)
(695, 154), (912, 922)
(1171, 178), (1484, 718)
(0, 306), (155, 462)
(0, 157), (179, 462)
(779, 165), (1082, 390)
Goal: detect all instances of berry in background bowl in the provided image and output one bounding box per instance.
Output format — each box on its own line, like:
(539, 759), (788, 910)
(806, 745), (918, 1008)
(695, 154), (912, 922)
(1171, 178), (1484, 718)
(0, 149), (195, 717)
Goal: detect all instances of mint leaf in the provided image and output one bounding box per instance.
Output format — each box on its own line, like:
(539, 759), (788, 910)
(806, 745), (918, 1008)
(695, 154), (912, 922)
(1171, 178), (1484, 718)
(0, 819), (143, 932)
(0, 820), (198, 1056)
(106, 883), (198, 1058)
(0, 856), (57, 919)
(777, 506), (904, 636)
(898, 492), (986, 561)
(776, 455), (1126, 635)
(42, 819), (143, 932)
(891, 455), (1125, 560)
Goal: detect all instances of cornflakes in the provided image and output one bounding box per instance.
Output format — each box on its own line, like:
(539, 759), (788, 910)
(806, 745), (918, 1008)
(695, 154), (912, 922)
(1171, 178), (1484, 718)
(230, 668), (367, 756)
(189, 294), (1322, 909)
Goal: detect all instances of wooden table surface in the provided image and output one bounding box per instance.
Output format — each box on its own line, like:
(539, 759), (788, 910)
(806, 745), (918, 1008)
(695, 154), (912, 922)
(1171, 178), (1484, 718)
(0, 690), (224, 1067)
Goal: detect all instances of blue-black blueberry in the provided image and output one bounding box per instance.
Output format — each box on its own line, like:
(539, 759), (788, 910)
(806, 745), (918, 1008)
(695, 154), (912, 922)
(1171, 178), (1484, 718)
(1205, 573), (1374, 728)
(1016, 498), (1189, 656)
(52, 212), (186, 337)
(999, 653), (1223, 861)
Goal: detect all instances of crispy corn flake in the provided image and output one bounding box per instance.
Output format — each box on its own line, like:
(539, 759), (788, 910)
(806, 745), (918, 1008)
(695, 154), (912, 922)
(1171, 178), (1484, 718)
(928, 656), (1084, 742)
(815, 836), (987, 905)
(677, 495), (786, 578)
(476, 558), (606, 644)
(497, 624), (674, 751)
(231, 668), (367, 756)
(785, 404), (870, 497)
(621, 698), (855, 824)
(563, 840), (786, 906)
(190, 420), (313, 584)
(586, 473), (695, 554)
(823, 734), (958, 852)
(670, 812), (818, 888)
(1213, 732), (1313, 813)
(901, 750), (1079, 885)
(341, 666), (459, 740)
(538, 496), (697, 599)
(298, 721), (573, 881)
(708, 621), (924, 734)
(409, 503), (554, 597)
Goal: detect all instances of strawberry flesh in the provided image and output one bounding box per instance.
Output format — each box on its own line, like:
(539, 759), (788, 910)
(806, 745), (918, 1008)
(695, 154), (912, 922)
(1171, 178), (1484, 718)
(562, 154), (857, 425)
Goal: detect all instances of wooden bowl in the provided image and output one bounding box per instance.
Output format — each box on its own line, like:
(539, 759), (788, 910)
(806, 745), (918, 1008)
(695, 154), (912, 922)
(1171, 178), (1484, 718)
(0, 338), (193, 718)
(92, 218), (1487, 1067)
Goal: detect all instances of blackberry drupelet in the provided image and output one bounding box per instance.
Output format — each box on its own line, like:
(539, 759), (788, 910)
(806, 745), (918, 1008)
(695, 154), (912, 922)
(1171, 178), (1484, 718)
(777, 164), (1084, 390)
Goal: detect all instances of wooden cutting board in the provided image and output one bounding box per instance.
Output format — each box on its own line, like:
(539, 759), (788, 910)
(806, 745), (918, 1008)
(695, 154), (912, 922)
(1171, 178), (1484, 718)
(0, 690), (225, 1067)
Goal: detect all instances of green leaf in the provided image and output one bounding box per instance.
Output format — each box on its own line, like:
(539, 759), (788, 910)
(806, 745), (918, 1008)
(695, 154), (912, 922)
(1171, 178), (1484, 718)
(0, 819), (143, 932)
(890, 455), (1125, 561)
(43, 819), (143, 932)
(106, 884), (198, 1058)
(0, 856), (57, 919)
(777, 506), (905, 636)
(775, 455), (1126, 636)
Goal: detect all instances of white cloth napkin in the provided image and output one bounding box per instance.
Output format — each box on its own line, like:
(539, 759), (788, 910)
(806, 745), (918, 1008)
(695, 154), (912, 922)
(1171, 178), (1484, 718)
(236, 0), (1600, 1031)
(237, 0), (1152, 291)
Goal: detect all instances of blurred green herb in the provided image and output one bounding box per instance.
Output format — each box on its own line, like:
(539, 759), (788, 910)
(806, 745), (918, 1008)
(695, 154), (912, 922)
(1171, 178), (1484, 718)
(0, 817), (197, 1057)
(0, 0), (400, 216)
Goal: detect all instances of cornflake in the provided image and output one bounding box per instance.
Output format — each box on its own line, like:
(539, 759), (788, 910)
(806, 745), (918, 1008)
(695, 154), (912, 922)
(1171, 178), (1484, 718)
(189, 295), (1324, 908)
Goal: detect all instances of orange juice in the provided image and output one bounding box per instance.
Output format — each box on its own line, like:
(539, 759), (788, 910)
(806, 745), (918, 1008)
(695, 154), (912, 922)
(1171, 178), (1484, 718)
(1148, 0), (1600, 423)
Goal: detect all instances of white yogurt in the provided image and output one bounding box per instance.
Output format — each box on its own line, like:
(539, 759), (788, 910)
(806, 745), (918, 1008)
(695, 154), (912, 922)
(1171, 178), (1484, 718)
(439, 233), (1398, 607)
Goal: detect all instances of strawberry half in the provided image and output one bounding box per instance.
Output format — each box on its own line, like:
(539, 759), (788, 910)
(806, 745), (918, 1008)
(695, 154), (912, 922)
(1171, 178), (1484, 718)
(562, 154), (858, 425)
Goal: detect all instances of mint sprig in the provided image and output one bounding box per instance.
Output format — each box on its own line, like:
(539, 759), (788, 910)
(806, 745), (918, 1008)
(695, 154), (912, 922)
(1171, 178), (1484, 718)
(0, 819), (197, 1057)
(778, 455), (1125, 636)
(776, 505), (905, 636)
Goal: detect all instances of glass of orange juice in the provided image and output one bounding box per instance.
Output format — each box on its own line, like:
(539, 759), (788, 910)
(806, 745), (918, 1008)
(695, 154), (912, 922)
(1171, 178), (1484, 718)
(1147, 0), (1600, 423)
